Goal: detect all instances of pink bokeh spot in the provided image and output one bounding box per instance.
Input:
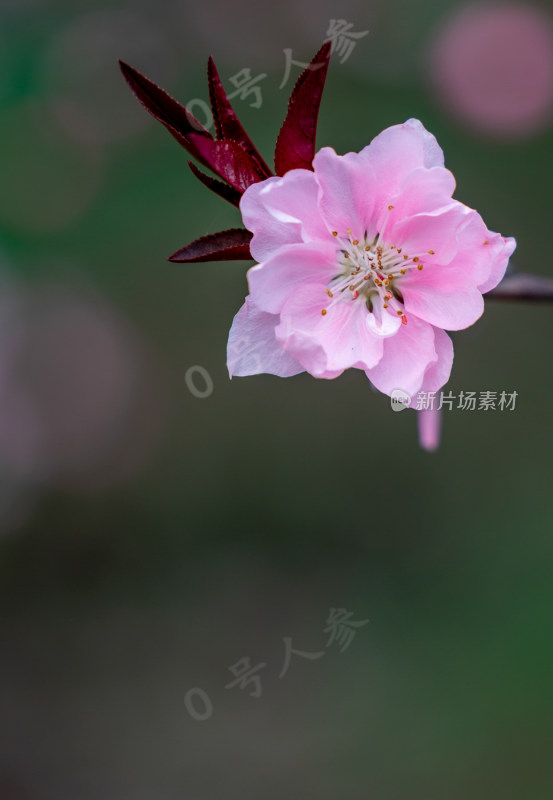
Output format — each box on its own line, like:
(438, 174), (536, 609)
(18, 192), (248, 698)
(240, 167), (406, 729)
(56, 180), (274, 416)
(417, 407), (442, 453)
(430, 3), (553, 138)
(0, 284), (168, 493)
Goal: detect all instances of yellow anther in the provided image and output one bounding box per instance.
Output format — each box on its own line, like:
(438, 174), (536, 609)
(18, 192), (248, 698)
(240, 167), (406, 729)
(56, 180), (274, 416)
(321, 309), (327, 316)
(353, 239), (359, 246)
(417, 264), (424, 271)
(427, 250), (435, 254)
(332, 231), (338, 237)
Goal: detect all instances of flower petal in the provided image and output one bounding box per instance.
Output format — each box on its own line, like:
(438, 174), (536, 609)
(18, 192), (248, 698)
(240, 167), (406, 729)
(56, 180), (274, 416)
(479, 234), (516, 294)
(240, 170), (330, 261)
(453, 210), (516, 294)
(418, 326), (454, 394)
(227, 297), (304, 377)
(312, 147), (377, 238)
(275, 283), (384, 377)
(400, 264), (484, 330)
(354, 119), (447, 226)
(366, 301), (402, 337)
(362, 118), (445, 177)
(247, 242), (337, 314)
(365, 315), (442, 397)
(390, 166), (456, 219)
(390, 204), (469, 266)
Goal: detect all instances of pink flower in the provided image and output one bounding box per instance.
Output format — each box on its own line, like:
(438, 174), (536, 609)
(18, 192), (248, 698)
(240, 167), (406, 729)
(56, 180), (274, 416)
(121, 43), (552, 451)
(228, 120), (516, 404)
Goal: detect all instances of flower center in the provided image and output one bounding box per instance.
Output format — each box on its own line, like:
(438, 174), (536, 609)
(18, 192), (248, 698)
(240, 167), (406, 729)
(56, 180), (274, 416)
(321, 205), (435, 326)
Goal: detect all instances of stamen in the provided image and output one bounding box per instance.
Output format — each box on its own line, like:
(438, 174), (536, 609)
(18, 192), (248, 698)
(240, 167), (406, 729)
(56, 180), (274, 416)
(324, 218), (428, 322)
(377, 205), (395, 243)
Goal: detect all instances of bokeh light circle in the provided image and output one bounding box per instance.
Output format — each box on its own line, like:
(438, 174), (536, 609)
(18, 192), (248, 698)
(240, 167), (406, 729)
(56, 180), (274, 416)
(429, 3), (553, 139)
(0, 282), (169, 494)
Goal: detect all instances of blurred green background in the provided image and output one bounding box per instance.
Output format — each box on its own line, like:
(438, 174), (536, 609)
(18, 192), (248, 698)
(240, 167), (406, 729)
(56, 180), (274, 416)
(1, 0), (553, 798)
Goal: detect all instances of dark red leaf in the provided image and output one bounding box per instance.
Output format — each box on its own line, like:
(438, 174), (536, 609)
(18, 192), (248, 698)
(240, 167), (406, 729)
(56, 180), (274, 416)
(274, 41), (331, 176)
(186, 134), (266, 193)
(188, 161), (242, 206)
(207, 56), (272, 177)
(119, 60), (214, 169)
(168, 228), (253, 263)
(487, 273), (553, 301)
